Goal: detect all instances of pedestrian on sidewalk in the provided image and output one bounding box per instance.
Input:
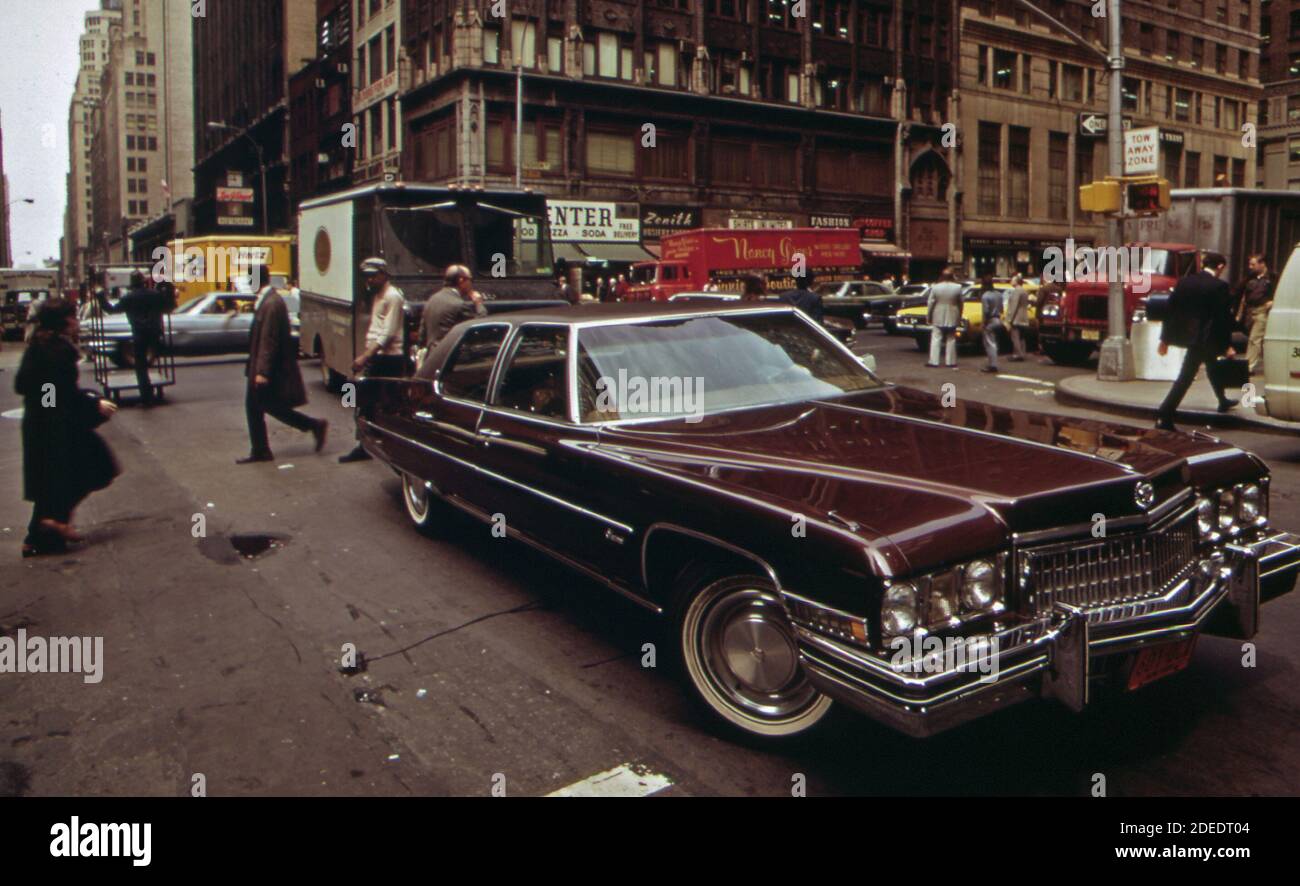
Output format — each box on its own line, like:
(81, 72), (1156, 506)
(926, 267), (963, 368)
(740, 274), (765, 302)
(238, 282), (328, 464)
(339, 258), (406, 463)
(15, 298), (120, 557)
(96, 271), (168, 407)
(779, 268), (824, 325)
(1004, 275), (1031, 362)
(1236, 254), (1274, 375)
(1155, 251), (1238, 430)
(979, 275), (1004, 373)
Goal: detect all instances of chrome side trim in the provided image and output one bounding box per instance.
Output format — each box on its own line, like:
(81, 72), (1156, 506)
(362, 420), (634, 533)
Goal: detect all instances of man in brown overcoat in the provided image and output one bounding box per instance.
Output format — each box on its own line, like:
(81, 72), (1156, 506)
(238, 282), (328, 464)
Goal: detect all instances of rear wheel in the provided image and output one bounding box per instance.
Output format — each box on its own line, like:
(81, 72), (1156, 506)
(401, 473), (439, 534)
(676, 572), (832, 739)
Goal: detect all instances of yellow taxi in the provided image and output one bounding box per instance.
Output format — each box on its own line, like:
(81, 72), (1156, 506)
(893, 281), (1038, 351)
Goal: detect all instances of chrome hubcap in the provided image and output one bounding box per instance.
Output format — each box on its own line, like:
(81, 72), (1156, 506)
(404, 475), (429, 520)
(698, 588), (816, 720)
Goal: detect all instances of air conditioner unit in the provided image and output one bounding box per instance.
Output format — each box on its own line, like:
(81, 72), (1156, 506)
(338, 63), (349, 74)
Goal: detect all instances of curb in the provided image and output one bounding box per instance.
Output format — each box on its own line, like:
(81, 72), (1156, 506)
(1054, 374), (1297, 436)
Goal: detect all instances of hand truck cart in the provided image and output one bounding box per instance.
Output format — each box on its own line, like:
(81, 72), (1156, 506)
(86, 303), (177, 405)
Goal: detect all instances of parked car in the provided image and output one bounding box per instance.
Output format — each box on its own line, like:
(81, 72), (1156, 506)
(355, 302), (1300, 740)
(86, 291), (258, 367)
(878, 283), (932, 334)
(814, 280), (895, 329)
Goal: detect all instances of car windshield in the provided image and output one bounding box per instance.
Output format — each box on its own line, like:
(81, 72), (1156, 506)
(576, 311), (881, 423)
(175, 295), (206, 313)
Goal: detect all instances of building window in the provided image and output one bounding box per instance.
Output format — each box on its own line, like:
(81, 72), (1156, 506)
(1290, 140), (1300, 163)
(711, 138), (751, 184)
(484, 28), (500, 65)
(1213, 154), (1228, 185)
(1163, 142), (1182, 187)
(1061, 64), (1084, 102)
(1007, 126), (1029, 218)
(978, 121), (1000, 216)
(587, 130), (635, 176)
(547, 37), (563, 73)
(1048, 132), (1068, 220)
(1122, 77), (1139, 113)
(641, 130), (690, 180)
(1232, 157), (1245, 187)
(992, 49), (1018, 90)
(512, 19), (537, 68)
(1174, 88), (1192, 122)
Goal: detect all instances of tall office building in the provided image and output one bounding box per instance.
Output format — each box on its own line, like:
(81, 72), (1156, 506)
(1257, 0), (1300, 188)
(956, 0), (1261, 278)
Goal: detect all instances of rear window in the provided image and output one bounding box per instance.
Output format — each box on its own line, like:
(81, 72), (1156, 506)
(441, 324), (509, 402)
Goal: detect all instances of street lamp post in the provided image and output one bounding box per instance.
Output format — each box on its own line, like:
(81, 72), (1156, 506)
(207, 122), (269, 235)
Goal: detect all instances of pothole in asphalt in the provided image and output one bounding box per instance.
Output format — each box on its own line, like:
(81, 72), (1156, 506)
(229, 533), (290, 560)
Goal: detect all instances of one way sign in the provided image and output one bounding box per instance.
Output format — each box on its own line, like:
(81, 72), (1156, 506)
(1078, 112), (1133, 137)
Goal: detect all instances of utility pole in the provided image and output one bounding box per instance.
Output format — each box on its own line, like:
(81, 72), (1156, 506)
(1096, 0), (1133, 381)
(515, 62), (523, 189)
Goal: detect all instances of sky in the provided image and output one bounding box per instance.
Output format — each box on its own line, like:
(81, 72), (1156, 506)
(0, 0), (98, 268)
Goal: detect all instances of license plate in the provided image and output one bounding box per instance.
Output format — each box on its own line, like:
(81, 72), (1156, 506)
(1081, 328), (1101, 341)
(1127, 637), (1197, 691)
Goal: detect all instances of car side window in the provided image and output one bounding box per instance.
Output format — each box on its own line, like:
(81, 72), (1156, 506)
(441, 325), (509, 402)
(493, 325), (570, 420)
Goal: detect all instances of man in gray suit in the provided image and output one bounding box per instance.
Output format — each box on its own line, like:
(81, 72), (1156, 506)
(979, 275), (1004, 373)
(1004, 274), (1031, 362)
(238, 283), (327, 464)
(926, 267), (964, 368)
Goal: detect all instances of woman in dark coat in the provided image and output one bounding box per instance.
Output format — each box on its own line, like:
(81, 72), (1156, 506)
(15, 298), (120, 557)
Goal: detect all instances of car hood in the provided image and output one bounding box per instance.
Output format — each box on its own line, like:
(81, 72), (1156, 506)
(594, 386), (1261, 576)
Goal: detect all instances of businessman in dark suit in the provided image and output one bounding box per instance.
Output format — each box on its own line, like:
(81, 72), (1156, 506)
(780, 269), (824, 325)
(96, 271), (168, 406)
(238, 283), (328, 464)
(1155, 251), (1238, 430)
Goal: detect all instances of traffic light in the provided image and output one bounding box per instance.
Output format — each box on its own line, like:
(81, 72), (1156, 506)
(1126, 176), (1171, 215)
(1079, 179), (1122, 213)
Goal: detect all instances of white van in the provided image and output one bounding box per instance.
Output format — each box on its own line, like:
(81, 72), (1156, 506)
(1257, 242), (1300, 420)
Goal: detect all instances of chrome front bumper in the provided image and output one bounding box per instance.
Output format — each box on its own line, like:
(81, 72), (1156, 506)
(794, 531), (1300, 738)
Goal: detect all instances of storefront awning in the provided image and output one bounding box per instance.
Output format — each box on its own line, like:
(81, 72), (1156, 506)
(554, 243), (588, 263)
(861, 242), (912, 259)
(577, 243), (659, 263)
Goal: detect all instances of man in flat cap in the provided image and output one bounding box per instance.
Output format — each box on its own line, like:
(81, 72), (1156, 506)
(339, 257), (407, 463)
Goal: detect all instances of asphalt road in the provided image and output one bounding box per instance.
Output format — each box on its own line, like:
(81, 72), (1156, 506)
(2, 330), (1299, 797)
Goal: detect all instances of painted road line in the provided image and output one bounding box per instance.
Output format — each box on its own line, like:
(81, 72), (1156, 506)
(546, 764), (674, 797)
(997, 374), (1055, 387)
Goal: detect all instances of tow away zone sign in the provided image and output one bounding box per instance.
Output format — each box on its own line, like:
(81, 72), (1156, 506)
(1124, 127), (1160, 175)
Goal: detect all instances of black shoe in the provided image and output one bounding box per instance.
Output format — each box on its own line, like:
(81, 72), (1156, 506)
(1217, 398), (1239, 413)
(236, 453), (275, 465)
(1155, 419), (1176, 431)
(313, 420), (329, 453)
(338, 446), (371, 464)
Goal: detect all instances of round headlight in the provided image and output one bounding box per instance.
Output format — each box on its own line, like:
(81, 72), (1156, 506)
(1197, 496), (1216, 538)
(1218, 489), (1238, 530)
(1238, 484), (1261, 522)
(961, 560), (998, 611)
(882, 584), (919, 636)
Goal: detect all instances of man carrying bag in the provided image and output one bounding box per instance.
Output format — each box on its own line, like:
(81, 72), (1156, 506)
(1155, 252), (1239, 431)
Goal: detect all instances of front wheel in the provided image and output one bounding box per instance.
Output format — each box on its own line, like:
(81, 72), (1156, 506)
(676, 573), (833, 739)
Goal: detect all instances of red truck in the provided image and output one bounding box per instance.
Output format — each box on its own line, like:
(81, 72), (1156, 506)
(1036, 241), (1198, 366)
(626, 227), (862, 301)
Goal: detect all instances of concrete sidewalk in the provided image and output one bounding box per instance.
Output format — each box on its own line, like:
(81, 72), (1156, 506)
(1056, 372), (1297, 434)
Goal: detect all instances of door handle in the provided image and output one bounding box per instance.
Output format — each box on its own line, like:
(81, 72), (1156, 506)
(414, 411), (436, 422)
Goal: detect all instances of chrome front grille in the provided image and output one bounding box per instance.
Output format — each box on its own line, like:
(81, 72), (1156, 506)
(1018, 509), (1198, 615)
